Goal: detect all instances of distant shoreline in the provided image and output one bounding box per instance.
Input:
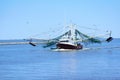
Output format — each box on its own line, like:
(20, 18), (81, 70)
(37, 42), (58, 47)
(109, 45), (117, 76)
(0, 39), (48, 45)
(0, 42), (43, 45)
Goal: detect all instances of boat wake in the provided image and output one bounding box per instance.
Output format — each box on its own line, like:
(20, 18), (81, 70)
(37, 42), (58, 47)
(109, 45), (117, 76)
(90, 46), (120, 50)
(51, 48), (90, 52)
(51, 46), (120, 52)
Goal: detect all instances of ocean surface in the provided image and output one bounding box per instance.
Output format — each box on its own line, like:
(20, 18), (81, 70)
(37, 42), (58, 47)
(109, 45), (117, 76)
(0, 39), (120, 80)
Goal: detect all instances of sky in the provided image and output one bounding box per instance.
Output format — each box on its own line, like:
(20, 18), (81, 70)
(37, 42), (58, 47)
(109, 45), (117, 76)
(0, 0), (120, 39)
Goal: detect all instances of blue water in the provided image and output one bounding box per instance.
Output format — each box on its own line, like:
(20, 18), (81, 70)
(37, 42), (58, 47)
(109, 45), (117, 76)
(0, 39), (120, 80)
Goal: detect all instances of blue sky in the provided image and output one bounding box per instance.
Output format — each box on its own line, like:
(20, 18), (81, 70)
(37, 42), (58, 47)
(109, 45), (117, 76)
(0, 0), (120, 39)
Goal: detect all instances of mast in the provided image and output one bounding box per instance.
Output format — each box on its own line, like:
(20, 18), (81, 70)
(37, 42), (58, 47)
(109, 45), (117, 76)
(70, 24), (76, 41)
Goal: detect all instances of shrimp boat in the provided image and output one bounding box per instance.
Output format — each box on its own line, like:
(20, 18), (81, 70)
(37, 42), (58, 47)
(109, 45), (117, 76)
(28, 23), (113, 51)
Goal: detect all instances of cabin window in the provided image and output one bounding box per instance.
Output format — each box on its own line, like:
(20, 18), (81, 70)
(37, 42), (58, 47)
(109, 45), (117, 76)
(60, 40), (69, 42)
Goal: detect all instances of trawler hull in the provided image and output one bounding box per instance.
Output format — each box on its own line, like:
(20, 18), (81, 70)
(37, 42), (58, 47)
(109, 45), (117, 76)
(56, 43), (83, 50)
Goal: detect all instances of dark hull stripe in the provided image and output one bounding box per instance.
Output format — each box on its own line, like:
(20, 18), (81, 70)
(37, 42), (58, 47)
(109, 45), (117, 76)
(57, 43), (82, 50)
